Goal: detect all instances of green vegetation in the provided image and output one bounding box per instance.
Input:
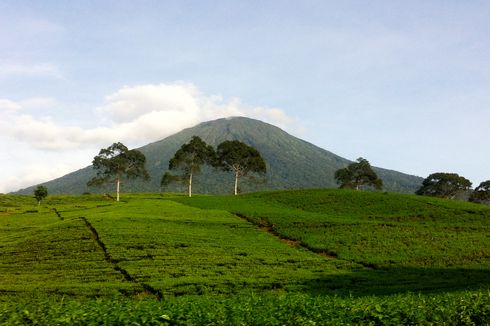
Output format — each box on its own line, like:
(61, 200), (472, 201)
(87, 142), (150, 201)
(167, 136), (216, 197)
(33, 185), (48, 205)
(2, 291), (489, 325)
(176, 189), (490, 293)
(416, 172), (472, 199)
(216, 139), (267, 195)
(334, 157), (383, 190)
(1, 189), (489, 324)
(470, 180), (490, 204)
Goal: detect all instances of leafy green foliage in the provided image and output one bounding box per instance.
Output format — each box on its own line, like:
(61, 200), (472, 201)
(416, 172), (472, 198)
(1, 291), (489, 325)
(168, 136), (215, 196)
(334, 157), (383, 190)
(160, 171), (181, 191)
(470, 180), (490, 204)
(33, 185), (48, 205)
(216, 140), (266, 195)
(0, 195), (131, 296)
(177, 189), (490, 285)
(1, 190), (489, 324)
(87, 142), (150, 201)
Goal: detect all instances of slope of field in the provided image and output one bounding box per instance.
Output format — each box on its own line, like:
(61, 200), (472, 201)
(1, 190), (489, 324)
(175, 189), (490, 293)
(1, 193), (356, 298)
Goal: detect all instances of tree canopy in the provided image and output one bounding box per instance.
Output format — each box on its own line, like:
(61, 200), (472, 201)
(87, 142), (150, 201)
(416, 172), (472, 199)
(216, 140), (266, 195)
(33, 185), (48, 205)
(334, 158), (383, 191)
(469, 180), (490, 204)
(160, 172), (181, 192)
(168, 136), (215, 197)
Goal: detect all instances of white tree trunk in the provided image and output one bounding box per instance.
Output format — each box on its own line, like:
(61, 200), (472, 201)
(188, 172), (193, 197)
(234, 171), (239, 195)
(116, 177), (120, 202)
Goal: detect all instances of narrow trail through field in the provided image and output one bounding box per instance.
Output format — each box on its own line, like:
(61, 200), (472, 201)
(76, 215), (163, 300)
(234, 213), (378, 270)
(234, 213), (338, 258)
(51, 208), (63, 220)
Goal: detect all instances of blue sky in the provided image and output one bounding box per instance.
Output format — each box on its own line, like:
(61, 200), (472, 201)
(1, 1), (489, 193)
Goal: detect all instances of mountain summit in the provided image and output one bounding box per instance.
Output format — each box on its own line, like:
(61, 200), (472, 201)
(15, 117), (422, 194)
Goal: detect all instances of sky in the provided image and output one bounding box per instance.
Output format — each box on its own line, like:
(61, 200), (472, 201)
(0, 0), (489, 193)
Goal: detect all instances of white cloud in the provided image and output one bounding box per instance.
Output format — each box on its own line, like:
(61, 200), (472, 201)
(0, 149), (92, 194)
(4, 82), (298, 151)
(97, 82), (201, 123)
(1, 82), (298, 192)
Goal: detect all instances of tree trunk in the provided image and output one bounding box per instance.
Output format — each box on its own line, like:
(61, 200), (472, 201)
(188, 172), (193, 197)
(116, 177), (120, 202)
(234, 171), (239, 195)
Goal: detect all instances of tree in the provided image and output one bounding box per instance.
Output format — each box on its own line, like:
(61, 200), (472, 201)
(87, 142), (150, 201)
(216, 140), (267, 195)
(168, 136), (215, 197)
(469, 180), (490, 203)
(34, 185), (48, 206)
(160, 172), (181, 192)
(416, 172), (472, 199)
(334, 157), (383, 191)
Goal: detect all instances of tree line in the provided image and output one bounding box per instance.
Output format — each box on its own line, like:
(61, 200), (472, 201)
(85, 137), (266, 200)
(333, 157), (490, 204)
(32, 144), (489, 205)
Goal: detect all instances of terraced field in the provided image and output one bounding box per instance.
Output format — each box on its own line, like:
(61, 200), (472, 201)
(177, 189), (490, 294)
(1, 190), (489, 324)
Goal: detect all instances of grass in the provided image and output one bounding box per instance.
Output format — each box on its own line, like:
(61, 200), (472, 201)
(0, 189), (489, 324)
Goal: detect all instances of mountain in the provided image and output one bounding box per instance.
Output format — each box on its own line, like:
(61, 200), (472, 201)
(14, 117), (423, 195)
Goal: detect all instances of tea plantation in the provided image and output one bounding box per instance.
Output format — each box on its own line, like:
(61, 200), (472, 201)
(1, 189), (489, 325)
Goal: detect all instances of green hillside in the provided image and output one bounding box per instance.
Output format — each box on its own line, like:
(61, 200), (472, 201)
(14, 117), (422, 195)
(1, 189), (489, 324)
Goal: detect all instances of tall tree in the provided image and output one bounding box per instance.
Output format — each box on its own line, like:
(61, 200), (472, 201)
(33, 185), (48, 206)
(168, 136), (215, 197)
(216, 140), (267, 195)
(160, 172), (181, 192)
(416, 172), (472, 199)
(334, 157), (383, 191)
(469, 180), (490, 204)
(87, 142), (150, 201)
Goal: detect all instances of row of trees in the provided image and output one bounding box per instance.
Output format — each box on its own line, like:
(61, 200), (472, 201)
(87, 137), (266, 200)
(34, 149), (488, 205)
(416, 173), (490, 203)
(333, 158), (490, 204)
(164, 136), (266, 197)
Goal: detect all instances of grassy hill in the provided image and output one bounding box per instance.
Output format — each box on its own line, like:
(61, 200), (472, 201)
(14, 117), (423, 195)
(1, 189), (489, 324)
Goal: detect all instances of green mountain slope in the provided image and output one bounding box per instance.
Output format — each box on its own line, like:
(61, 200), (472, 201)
(15, 117), (422, 194)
